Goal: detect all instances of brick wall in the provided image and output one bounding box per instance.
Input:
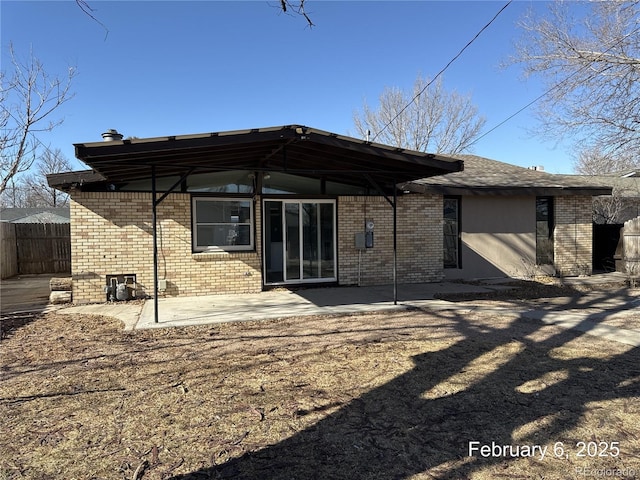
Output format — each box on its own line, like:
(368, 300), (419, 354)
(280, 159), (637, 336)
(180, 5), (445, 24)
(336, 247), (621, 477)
(70, 191), (444, 302)
(70, 192), (262, 303)
(70, 190), (596, 301)
(337, 194), (443, 285)
(554, 195), (593, 276)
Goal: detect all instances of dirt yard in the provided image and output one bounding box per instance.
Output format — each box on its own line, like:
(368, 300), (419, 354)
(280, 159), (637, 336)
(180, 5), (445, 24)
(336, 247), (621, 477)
(1, 283), (639, 479)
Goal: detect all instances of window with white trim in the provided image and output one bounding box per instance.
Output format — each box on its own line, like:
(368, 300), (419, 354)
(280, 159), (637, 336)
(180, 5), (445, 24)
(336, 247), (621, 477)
(192, 198), (254, 251)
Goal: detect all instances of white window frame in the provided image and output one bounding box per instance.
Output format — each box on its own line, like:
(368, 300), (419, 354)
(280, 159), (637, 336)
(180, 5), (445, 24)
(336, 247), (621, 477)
(192, 197), (254, 252)
(262, 199), (337, 285)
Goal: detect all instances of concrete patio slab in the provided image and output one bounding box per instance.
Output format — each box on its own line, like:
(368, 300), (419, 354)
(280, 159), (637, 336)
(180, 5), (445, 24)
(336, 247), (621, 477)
(54, 273), (639, 347)
(55, 281), (509, 331)
(58, 302), (143, 331)
(135, 282), (511, 329)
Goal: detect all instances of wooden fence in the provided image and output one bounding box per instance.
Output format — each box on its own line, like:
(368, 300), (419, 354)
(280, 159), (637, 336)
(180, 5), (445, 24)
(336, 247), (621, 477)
(1, 222), (18, 279)
(0, 223), (71, 278)
(623, 217), (640, 275)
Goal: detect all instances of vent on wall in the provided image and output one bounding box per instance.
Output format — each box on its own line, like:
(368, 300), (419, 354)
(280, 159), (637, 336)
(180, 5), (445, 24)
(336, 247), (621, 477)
(105, 274), (137, 301)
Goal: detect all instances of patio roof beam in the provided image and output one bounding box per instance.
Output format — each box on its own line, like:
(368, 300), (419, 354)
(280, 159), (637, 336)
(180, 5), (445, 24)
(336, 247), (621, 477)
(155, 167), (195, 204)
(364, 174), (395, 207)
(260, 137), (296, 167)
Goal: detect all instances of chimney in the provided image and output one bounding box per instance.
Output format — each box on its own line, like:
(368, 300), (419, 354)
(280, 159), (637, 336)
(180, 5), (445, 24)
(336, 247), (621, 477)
(101, 129), (123, 141)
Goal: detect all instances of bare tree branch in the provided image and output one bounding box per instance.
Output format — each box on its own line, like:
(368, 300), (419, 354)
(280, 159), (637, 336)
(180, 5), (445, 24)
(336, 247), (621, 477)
(275, 0), (314, 27)
(75, 1), (313, 30)
(592, 174), (640, 224)
(353, 75), (486, 154)
(75, 0), (109, 38)
(511, 1), (640, 168)
(574, 148), (640, 225)
(574, 147), (636, 175)
(593, 191), (625, 224)
(21, 148), (72, 207)
(0, 44), (76, 196)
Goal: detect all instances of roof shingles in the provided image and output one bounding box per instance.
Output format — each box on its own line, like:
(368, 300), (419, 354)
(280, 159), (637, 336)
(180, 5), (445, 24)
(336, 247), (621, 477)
(405, 155), (612, 196)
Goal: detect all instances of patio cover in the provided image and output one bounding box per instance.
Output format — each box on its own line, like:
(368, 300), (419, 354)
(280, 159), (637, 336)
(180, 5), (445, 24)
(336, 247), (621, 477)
(70, 124), (463, 190)
(58, 125), (464, 323)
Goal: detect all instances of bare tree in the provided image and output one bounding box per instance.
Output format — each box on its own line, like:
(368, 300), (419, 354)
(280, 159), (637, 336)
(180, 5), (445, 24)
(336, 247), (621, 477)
(353, 75), (486, 154)
(572, 148), (639, 224)
(0, 44), (76, 196)
(574, 147), (637, 175)
(20, 148), (72, 208)
(0, 178), (29, 208)
(593, 190), (625, 224)
(512, 1), (640, 165)
(592, 174), (640, 224)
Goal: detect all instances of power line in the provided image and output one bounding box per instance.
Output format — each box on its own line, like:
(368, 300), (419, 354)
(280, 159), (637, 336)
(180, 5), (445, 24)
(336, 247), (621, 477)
(466, 91), (546, 148)
(371, 0), (513, 143)
(468, 22), (640, 149)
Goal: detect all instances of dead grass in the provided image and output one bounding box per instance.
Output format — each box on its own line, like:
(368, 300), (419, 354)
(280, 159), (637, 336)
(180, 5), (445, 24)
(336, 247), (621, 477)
(1, 289), (640, 480)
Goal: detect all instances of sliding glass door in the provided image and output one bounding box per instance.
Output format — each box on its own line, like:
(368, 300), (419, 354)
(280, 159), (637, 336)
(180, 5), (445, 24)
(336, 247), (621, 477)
(264, 200), (336, 284)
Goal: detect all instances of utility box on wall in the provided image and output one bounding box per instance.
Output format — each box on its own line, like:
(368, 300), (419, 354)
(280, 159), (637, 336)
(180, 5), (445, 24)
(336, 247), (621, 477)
(365, 219), (374, 248)
(105, 274), (137, 301)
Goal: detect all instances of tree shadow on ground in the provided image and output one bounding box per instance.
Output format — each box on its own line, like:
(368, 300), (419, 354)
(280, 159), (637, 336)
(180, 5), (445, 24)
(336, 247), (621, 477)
(169, 288), (640, 480)
(436, 278), (629, 303)
(0, 311), (44, 340)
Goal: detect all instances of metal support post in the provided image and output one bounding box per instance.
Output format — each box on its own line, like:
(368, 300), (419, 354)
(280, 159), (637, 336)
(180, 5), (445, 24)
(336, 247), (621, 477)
(393, 179), (398, 305)
(152, 166), (159, 323)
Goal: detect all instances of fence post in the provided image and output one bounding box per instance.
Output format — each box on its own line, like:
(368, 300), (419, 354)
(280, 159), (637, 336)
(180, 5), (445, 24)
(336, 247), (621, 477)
(0, 223), (19, 279)
(623, 217), (640, 280)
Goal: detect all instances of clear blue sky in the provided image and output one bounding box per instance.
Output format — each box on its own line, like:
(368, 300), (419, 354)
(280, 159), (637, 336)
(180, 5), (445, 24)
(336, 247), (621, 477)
(2, 1), (577, 174)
